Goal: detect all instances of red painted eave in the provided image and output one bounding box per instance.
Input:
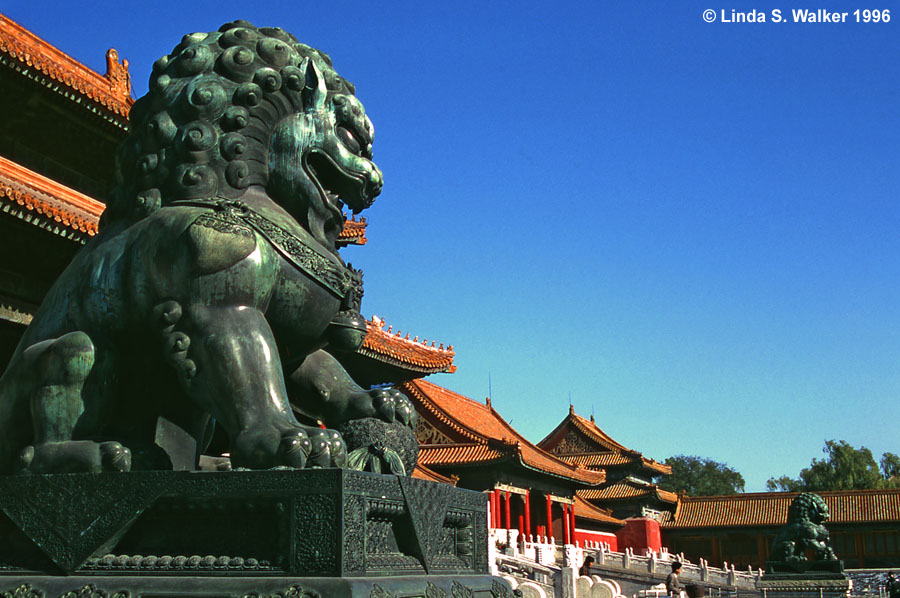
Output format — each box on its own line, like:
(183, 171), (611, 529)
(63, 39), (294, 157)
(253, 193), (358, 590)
(0, 154), (104, 236)
(0, 13), (133, 118)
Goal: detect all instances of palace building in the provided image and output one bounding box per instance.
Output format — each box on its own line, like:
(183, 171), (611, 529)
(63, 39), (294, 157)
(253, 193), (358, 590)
(661, 489), (900, 569)
(401, 379), (624, 548)
(0, 14), (131, 363)
(538, 406), (675, 521)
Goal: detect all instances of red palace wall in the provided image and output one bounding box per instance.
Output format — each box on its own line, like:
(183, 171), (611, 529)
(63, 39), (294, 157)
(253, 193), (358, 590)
(575, 528), (618, 552)
(615, 517), (662, 554)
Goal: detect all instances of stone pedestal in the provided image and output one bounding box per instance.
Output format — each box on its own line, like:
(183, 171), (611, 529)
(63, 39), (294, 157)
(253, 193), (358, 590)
(0, 574), (514, 597)
(0, 470), (513, 597)
(758, 563), (850, 598)
(757, 575), (851, 598)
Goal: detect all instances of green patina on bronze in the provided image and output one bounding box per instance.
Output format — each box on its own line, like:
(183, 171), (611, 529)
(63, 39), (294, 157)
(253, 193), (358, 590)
(768, 492), (840, 571)
(0, 20), (416, 474)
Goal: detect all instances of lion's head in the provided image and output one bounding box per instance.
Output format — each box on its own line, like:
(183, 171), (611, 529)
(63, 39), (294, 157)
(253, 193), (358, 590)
(102, 20), (382, 251)
(788, 492), (830, 525)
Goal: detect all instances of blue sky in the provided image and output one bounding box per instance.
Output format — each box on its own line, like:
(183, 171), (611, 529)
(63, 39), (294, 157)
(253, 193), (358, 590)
(5, 1), (899, 491)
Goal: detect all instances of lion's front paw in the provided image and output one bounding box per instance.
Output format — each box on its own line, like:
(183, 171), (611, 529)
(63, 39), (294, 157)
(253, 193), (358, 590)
(303, 427), (347, 468)
(17, 440), (132, 474)
(99, 441), (133, 472)
(233, 426), (347, 470)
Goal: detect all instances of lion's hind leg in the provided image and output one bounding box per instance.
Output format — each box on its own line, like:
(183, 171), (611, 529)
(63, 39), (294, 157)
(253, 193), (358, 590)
(16, 331), (131, 473)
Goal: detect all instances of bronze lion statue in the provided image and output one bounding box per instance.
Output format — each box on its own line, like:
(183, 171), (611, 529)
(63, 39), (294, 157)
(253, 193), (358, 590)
(0, 21), (415, 473)
(770, 492), (838, 563)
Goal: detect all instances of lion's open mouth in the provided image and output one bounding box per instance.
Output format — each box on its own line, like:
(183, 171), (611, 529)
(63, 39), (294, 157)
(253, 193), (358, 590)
(304, 151), (373, 217)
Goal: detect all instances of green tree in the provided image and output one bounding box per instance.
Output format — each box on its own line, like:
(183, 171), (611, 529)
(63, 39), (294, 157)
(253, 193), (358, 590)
(766, 440), (900, 492)
(659, 455), (745, 496)
(765, 475), (803, 492)
(880, 452), (900, 483)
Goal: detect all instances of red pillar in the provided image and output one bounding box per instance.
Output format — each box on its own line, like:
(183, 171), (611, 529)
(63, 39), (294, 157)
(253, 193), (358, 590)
(495, 492), (501, 528)
(492, 489), (501, 529)
(570, 502), (577, 544)
(495, 491), (501, 528)
(545, 495), (553, 539)
(517, 493), (525, 535)
(524, 490), (531, 538)
(504, 490), (511, 529)
(562, 503), (571, 544)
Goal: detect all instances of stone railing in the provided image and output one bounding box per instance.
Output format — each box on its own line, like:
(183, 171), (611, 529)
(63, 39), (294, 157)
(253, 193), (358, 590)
(495, 552), (557, 598)
(593, 545), (760, 590)
(488, 528), (763, 598)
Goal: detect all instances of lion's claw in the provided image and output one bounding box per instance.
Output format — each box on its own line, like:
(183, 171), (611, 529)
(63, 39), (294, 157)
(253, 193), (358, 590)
(372, 389), (396, 423)
(357, 387), (416, 429)
(277, 430), (311, 469)
(395, 399), (416, 427)
(305, 428), (347, 468)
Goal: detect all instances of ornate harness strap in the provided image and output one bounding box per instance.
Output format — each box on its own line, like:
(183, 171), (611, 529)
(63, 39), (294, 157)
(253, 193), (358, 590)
(174, 199), (354, 301)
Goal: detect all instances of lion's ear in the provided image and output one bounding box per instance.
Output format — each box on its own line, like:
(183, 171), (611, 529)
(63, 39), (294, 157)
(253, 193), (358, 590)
(301, 57), (327, 112)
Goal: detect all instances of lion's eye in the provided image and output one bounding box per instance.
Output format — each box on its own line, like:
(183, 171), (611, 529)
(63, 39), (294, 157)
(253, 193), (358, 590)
(335, 125), (362, 155)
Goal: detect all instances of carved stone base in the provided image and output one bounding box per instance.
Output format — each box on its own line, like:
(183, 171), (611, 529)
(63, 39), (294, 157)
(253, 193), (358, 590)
(757, 573), (851, 598)
(765, 560), (844, 575)
(0, 574), (515, 598)
(0, 469), (490, 580)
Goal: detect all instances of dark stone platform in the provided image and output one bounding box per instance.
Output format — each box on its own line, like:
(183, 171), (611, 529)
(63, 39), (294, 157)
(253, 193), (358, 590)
(756, 576), (850, 598)
(758, 562), (850, 598)
(0, 574), (514, 597)
(0, 470), (512, 597)
(765, 560), (844, 575)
